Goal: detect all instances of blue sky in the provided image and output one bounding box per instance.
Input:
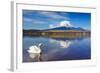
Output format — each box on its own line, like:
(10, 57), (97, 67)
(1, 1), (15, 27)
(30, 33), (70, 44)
(23, 10), (91, 30)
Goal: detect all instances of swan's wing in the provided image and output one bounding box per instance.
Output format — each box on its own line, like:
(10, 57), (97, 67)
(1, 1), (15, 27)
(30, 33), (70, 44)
(33, 47), (41, 53)
(28, 46), (41, 53)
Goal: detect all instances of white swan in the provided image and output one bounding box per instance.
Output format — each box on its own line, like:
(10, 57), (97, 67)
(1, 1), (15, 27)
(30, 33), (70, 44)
(27, 43), (42, 54)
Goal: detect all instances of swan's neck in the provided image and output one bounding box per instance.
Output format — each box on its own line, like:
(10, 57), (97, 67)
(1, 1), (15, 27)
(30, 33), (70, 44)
(38, 44), (42, 48)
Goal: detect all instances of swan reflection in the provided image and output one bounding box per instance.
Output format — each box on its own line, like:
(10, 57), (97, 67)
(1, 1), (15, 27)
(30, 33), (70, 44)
(28, 53), (41, 61)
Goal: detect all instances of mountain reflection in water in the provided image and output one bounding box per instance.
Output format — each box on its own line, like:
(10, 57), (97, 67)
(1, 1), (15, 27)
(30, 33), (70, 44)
(23, 36), (91, 62)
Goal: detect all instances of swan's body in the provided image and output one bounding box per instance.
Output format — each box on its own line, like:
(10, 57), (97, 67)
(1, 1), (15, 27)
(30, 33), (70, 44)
(27, 43), (42, 54)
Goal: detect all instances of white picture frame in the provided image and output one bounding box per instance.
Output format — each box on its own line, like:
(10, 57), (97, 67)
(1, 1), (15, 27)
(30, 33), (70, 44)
(11, 1), (97, 71)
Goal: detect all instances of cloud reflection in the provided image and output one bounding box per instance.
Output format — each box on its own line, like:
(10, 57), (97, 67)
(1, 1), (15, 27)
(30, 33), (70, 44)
(49, 38), (72, 48)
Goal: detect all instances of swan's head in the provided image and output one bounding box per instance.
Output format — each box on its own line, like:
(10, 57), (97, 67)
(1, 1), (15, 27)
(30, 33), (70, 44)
(38, 43), (43, 48)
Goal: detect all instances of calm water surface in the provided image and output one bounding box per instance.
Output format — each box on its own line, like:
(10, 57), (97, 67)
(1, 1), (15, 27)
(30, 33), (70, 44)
(23, 36), (91, 62)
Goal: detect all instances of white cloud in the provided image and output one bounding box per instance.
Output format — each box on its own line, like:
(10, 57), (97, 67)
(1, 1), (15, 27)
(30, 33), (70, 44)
(49, 20), (72, 28)
(24, 17), (46, 25)
(49, 25), (54, 28)
(24, 17), (33, 22)
(60, 20), (72, 27)
(38, 12), (68, 20)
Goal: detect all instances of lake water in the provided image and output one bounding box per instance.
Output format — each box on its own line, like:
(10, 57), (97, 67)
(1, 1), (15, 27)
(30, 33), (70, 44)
(23, 36), (91, 62)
